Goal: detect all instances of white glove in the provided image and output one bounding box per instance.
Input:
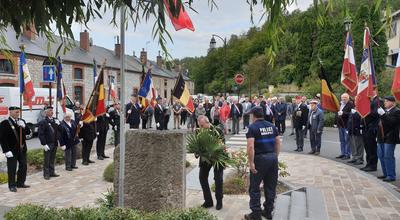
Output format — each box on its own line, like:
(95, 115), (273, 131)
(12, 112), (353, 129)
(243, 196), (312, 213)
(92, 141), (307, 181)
(156, 122), (160, 127)
(54, 119), (60, 125)
(377, 107), (385, 116)
(43, 145), (50, 151)
(96, 132), (100, 136)
(338, 111), (343, 116)
(61, 145), (66, 151)
(4, 151), (13, 158)
(106, 113), (110, 117)
(113, 126), (118, 131)
(302, 125), (306, 130)
(127, 110), (132, 114)
(79, 121), (83, 127)
(351, 109), (356, 114)
(17, 120), (26, 128)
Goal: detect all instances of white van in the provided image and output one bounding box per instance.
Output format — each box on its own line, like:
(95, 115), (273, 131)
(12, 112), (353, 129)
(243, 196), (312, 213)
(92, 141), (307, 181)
(0, 87), (75, 139)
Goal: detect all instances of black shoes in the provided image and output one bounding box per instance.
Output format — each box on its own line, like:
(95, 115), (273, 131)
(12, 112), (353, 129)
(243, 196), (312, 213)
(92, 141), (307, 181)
(341, 156), (351, 160)
(44, 176), (50, 180)
(201, 202), (213, 208)
(82, 162), (89, 166)
(336, 155), (345, 159)
(244, 212), (262, 220)
(353, 160), (364, 165)
(294, 148), (303, 152)
(314, 151), (320, 156)
(97, 156), (104, 160)
(347, 159), (357, 163)
(50, 174), (60, 177)
(308, 151), (315, 154)
(261, 210), (273, 219)
(88, 160), (95, 163)
(102, 155), (110, 159)
(9, 187), (17, 192)
(377, 175), (387, 179)
(17, 184), (30, 188)
(360, 166), (377, 172)
(72, 166), (79, 169)
(216, 200), (223, 210)
(383, 178), (395, 182)
(66, 168), (73, 171)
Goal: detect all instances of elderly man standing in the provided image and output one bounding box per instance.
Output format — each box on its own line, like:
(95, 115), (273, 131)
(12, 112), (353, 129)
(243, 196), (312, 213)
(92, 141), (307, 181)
(376, 96), (400, 182)
(275, 97), (287, 136)
(242, 97), (252, 130)
(347, 108), (364, 165)
(293, 96), (308, 152)
(230, 99), (243, 135)
(0, 106), (31, 192)
(126, 94), (141, 129)
(307, 100), (324, 155)
(59, 112), (80, 171)
(38, 106), (61, 180)
(335, 93), (353, 160)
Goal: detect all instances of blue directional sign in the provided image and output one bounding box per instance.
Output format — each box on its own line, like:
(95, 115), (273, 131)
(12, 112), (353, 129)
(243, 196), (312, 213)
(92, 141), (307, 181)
(43, 65), (56, 82)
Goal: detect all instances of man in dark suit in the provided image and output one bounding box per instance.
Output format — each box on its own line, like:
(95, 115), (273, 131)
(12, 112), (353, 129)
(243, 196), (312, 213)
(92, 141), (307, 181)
(360, 95), (380, 172)
(38, 106), (61, 180)
(307, 100), (324, 155)
(154, 97), (164, 130)
(96, 114), (110, 160)
(79, 121), (97, 165)
(126, 94), (141, 129)
(0, 106), (30, 192)
(230, 99), (243, 134)
(335, 93), (354, 160)
(59, 112), (80, 171)
(108, 103), (121, 146)
(274, 97), (287, 135)
(376, 96), (400, 182)
(347, 109), (364, 165)
(293, 96), (309, 152)
(204, 98), (213, 123)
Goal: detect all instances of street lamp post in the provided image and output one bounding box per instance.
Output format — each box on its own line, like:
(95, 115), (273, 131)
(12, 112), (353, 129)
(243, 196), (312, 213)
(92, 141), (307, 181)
(344, 17), (352, 32)
(209, 34), (227, 97)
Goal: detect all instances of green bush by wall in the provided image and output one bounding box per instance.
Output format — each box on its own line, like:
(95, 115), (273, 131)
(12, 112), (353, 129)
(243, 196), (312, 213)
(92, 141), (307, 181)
(103, 162), (114, 183)
(27, 149), (64, 169)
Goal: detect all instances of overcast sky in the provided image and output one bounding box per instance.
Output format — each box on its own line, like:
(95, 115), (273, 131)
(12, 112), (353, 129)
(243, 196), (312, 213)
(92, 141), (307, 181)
(71, 0), (313, 61)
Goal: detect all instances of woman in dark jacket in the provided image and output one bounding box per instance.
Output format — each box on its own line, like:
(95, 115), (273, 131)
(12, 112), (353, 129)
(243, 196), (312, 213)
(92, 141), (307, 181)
(59, 112), (80, 171)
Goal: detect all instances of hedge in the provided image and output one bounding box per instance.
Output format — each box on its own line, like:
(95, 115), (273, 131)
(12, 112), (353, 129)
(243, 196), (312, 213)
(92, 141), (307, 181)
(4, 204), (217, 220)
(27, 149), (64, 169)
(103, 162), (114, 183)
(0, 172), (8, 184)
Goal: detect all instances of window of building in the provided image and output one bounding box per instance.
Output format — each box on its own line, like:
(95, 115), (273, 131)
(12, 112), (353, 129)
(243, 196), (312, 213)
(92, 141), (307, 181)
(164, 79), (168, 87)
(389, 22), (397, 38)
(74, 68), (83, 80)
(74, 86), (83, 104)
(164, 89), (167, 98)
(0, 59), (13, 74)
(392, 53), (399, 66)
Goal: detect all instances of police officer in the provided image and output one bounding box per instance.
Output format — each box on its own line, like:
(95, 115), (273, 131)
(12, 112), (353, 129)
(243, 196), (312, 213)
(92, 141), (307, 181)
(0, 106), (30, 192)
(109, 103), (121, 146)
(126, 94), (141, 129)
(38, 106), (61, 180)
(245, 106), (281, 220)
(96, 113), (111, 160)
(197, 115), (225, 210)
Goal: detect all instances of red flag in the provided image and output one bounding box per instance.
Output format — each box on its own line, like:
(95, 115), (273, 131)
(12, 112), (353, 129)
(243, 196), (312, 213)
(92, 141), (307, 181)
(341, 32), (358, 96)
(392, 52), (400, 102)
(164, 0), (195, 32)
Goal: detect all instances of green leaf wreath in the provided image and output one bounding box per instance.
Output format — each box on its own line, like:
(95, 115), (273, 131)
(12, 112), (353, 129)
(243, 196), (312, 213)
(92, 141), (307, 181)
(187, 128), (232, 169)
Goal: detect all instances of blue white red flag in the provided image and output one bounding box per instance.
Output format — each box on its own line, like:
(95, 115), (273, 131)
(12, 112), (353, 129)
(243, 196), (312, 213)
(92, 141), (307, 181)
(341, 32), (358, 96)
(138, 69), (157, 107)
(19, 52), (35, 110)
(56, 57), (67, 113)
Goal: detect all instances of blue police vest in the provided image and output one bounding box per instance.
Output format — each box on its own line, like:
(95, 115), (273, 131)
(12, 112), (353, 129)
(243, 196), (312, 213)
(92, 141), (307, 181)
(246, 120), (278, 155)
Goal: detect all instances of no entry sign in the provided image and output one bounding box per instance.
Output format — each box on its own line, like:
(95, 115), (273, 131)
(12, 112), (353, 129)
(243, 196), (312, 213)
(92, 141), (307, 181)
(234, 73), (244, 85)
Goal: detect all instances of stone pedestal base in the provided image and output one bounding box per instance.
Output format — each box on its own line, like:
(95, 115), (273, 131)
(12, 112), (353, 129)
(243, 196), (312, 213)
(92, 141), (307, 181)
(114, 130), (186, 212)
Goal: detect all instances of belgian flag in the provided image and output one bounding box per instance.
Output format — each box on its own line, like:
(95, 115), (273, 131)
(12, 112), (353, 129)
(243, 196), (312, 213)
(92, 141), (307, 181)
(319, 65), (340, 112)
(81, 68), (106, 123)
(173, 73), (195, 112)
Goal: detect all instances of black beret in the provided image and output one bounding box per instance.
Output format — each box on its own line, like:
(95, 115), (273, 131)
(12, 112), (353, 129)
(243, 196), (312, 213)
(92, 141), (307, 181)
(44, 106), (54, 110)
(8, 106), (21, 110)
(384, 96), (396, 102)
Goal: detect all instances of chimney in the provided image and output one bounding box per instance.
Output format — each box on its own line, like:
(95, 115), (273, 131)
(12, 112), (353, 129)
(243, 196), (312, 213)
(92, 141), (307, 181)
(156, 51), (163, 68)
(23, 24), (36, 41)
(140, 48), (147, 65)
(80, 30), (90, 51)
(114, 36), (121, 58)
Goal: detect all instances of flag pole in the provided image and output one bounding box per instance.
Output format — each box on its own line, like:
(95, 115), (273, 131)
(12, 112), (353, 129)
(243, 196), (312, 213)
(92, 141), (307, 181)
(55, 58), (59, 120)
(19, 45), (25, 150)
(118, 5), (126, 208)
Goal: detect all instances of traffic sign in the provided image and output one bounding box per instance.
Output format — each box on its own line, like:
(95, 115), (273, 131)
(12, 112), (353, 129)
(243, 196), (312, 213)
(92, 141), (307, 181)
(234, 73), (244, 85)
(42, 65), (56, 82)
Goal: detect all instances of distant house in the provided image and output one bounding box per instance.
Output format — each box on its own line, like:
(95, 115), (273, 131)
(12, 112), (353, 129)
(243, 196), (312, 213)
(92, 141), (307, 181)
(386, 9), (400, 67)
(0, 26), (194, 105)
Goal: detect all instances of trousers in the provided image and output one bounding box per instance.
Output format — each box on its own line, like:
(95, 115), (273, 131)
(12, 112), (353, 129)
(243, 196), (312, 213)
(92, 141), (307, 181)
(43, 144), (57, 177)
(349, 135), (364, 161)
(199, 161), (224, 203)
(82, 139), (93, 163)
(295, 128), (304, 150)
(6, 150), (27, 188)
(309, 129), (322, 152)
(232, 117), (240, 134)
(377, 143), (396, 180)
(249, 153), (278, 213)
(363, 128), (378, 168)
(64, 145), (77, 169)
(96, 130), (107, 157)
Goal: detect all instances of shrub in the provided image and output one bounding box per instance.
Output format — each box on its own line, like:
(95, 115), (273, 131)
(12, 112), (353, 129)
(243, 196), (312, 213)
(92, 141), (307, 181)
(185, 160), (191, 168)
(0, 172), (8, 184)
(103, 162), (114, 183)
(4, 204), (217, 220)
(27, 149), (64, 169)
(96, 188), (115, 209)
(278, 161), (290, 178)
(324, 112), (336, 127)
(231, 150), (248, 178)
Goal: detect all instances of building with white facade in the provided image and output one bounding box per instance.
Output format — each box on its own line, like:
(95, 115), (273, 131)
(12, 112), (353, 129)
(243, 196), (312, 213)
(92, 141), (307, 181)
(386, 9), (400, 67)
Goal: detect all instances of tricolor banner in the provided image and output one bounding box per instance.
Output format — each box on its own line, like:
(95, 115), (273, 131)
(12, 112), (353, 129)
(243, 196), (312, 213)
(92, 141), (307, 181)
(138, 69), (158, 107)
(341, 32), (358, 96)
(19, 52), (35, 110)
(56, 57), (67, 113)
(164, 0), (195, 32)
(392, 51), (400, 102)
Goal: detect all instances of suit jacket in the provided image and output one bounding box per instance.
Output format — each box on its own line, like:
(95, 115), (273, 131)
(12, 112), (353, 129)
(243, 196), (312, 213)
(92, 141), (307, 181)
(293, 103), (309, 129)
(274, 103), (287, 121)
(96, 115), (110, 133)
(79, 121), (97, 141)
(126, 102), (141, 126)
(377, 107), (400, 144)
(308, 109), (324, 132)
(229, 103), (243, 118)
(154, 104), (164, 125)
(0, 117), (30, 155)
(108, 108), (120, 131)
(363, 96), (380, 131)
(335, 101), (354, 128)
(38, 117), (61, 147)
(347, 112), (363, 136)
(59, 120), (80, 149)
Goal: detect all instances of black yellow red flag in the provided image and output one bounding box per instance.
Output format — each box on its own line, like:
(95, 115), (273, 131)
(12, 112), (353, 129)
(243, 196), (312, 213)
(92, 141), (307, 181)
(81, 68), (106, 123)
